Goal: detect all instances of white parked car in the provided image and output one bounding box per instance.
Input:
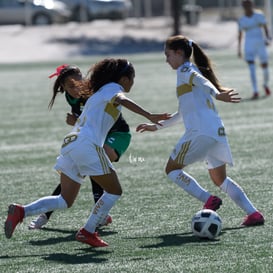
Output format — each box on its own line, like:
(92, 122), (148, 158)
(59, 0), (132, 21)
(0, 0), (71, 25)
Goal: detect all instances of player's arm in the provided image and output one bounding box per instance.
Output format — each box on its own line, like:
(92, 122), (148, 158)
(238, 29), (243, 58)
(263, 24), (272, 45)
(114, 93), (171, 125)
(66, 112), (78, 126)
(191, 72), (220, 98)
(191, 73), (241, 103)
(136, 112), (181, 133)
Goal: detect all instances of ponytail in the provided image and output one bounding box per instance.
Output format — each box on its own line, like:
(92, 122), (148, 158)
(165, 35), (230, 92)
(191, 42), (224, 91)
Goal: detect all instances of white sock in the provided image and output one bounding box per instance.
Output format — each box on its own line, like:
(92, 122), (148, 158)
(167, 170), (210, 203)
(262, 67), (269, 87)
(248, 63), (258, 93)
(24, 195), (67, 217)
(220, 177), (256, 215)
(84, 192), (121, 233)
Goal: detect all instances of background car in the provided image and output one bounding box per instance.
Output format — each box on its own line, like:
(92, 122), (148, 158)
(0, 0), (71, 25)
(59, 0), (132, 22)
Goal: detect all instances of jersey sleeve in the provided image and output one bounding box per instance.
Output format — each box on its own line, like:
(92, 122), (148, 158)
(191, 71), (220, 98)
(102, 84), (124, 103)
(257, 13), (266, 25)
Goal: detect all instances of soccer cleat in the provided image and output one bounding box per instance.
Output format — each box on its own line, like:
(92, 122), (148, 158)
(5, 204), (25, 239)
(203, 195), (222, 211)
(264, 85), (271, 96)
(75, 228), (109, 247)
(98, 215), (112, 228)
(28, 214), (48, 229)
(241, 211), (265, 226)
(250, 93), (259, 100)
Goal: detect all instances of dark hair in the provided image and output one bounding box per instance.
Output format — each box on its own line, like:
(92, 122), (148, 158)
(242, 0), (253, 6)
(165, 35), (229, 92)
(86, 58), (135, 93)
(48, 65), (82, 109)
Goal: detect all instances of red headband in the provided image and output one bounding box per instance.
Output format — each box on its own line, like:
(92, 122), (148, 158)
(48, 64), (69, 78)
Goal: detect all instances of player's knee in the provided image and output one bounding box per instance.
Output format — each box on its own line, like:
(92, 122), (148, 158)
(61, 196), (74, 208)
(66, 201), (74, 208)
(106, 184), (122, 196)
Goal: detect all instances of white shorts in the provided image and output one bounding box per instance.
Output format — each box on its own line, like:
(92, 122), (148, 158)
(54, 136), (114, 184)
(244, 39), (268, 63)
(170, 135), (233, 169)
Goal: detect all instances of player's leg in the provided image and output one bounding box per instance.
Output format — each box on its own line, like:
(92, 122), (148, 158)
(245, 43), (258, 98)
(91, 132), (131, 227)
(207, 143), (264, 226)
(259, 45), (271, 96)
(5, 173), (80, 239)
(90, 175), (112, 228)
(247, 60), (259, 98)
(28, 184), (62, 229)
(165, 136), (221, 210)
(24, 173), (79, 216)
(261, 62), (271, 95)
(76, 170), (122, 247)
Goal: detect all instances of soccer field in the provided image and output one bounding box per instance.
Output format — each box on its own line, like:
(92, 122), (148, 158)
(0, 51), (272, 273)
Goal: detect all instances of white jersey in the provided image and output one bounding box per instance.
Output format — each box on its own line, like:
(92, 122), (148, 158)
(69, 82), (123, 147)
(238, 10), (266, 42)
(176, 62), (226, 142)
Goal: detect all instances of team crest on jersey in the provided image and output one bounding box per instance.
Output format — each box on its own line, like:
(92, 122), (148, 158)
(181, 67), (190, 73)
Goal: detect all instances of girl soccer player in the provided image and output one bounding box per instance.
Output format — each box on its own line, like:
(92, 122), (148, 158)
(238, 0), (271, 99)
(5, 58), (170, 247)
(137, 35), (265, 226)
(28, 64), (131, 229)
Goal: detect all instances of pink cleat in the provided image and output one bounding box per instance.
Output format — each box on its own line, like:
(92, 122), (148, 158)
(251, 93), (259, 100)
(203, 196), (222, 211)
(76, 228), (109, 247)
(5, 204), (25, 239)
(264, 85), (271, 96)
(241, 211), (265, 226)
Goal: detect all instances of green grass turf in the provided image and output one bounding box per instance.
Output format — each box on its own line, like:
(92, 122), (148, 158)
(0, 51), (272, 273)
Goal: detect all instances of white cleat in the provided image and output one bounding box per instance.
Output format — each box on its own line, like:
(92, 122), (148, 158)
(28, 214), (48, 229)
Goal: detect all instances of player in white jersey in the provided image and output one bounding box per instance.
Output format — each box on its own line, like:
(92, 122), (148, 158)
(238, 0), (271, 99)
(4, 58), (170, 247)
(137, 35), (265, 227)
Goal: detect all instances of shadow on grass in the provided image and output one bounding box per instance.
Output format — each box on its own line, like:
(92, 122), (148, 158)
(130, 225), (255, 249)
(43, 248), (111, 264)
(128, 231), (221, 249)
(222, 226), (246, 231)
(0, 249), (111, 265)
(28, 227), (117, 246)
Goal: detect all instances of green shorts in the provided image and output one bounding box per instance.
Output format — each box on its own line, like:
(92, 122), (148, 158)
(105, 131), (131, 161)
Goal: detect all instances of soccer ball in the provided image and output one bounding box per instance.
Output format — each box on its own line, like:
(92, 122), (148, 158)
(191, 209), (222, 239)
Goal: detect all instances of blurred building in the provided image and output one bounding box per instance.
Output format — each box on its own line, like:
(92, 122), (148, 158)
(130, 0), (265, 18)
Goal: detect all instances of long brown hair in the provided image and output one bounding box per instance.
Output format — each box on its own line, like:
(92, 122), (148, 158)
(165, 35), (229, 92)
(48, 65), (82, 109)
